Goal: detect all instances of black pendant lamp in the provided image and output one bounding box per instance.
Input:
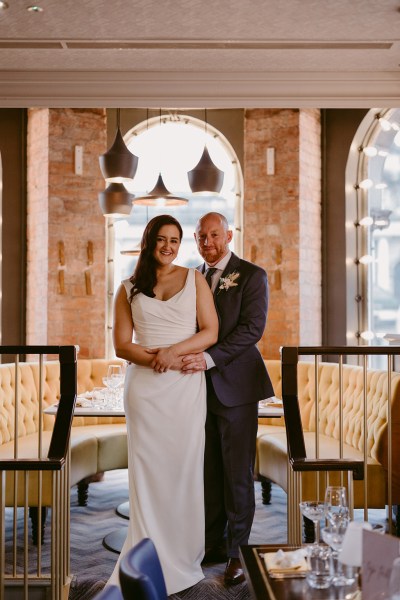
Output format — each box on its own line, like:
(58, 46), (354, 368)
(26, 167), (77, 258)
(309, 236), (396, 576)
(98, 182), (134, 217)
(99, 109), (139, 182)
(188, 110), (224, 195)
(134, 173), (188, 206)
(120, 245), (141, 256)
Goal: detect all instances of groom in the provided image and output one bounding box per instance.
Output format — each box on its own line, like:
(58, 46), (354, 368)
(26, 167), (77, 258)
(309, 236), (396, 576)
(182, 212), (274, 585)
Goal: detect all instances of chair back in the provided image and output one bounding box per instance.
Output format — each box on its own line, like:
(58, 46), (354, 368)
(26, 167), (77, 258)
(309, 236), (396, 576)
(93, 585), (123, 600)
(119, 538), (167, 600)
(281, 347), (307, 462)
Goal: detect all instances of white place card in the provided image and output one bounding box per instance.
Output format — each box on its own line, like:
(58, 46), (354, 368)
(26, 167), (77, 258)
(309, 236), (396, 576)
(362, 529), (400, 600)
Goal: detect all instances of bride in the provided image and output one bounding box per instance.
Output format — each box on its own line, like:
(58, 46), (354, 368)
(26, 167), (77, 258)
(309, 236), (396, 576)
(106, 214), (218, 594)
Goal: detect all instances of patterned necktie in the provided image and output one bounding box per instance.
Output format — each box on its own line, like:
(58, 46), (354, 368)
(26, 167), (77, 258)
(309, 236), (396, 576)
(205, 267), (217, 289)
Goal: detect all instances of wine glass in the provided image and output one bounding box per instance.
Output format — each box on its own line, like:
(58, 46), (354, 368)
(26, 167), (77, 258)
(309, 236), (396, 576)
(299, 501), (326, 545)
(321, 516), (352, 586)
(324, 485), (349, 526)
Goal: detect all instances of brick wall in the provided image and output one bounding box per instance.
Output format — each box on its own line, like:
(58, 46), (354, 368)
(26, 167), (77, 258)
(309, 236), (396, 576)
(244, 109), (321, 358)
(299, 109), (321, 345)
(26, 108), (107, 358)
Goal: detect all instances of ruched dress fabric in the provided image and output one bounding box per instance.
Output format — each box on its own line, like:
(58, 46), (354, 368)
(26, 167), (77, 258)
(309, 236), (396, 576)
(107, 268), (206, 594)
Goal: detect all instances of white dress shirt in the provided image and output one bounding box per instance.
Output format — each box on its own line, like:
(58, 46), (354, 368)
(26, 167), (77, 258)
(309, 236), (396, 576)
(203, 251), (232, 369)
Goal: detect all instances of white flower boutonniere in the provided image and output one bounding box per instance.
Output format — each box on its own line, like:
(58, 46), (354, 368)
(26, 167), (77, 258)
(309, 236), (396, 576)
(218, 271), (240, 293)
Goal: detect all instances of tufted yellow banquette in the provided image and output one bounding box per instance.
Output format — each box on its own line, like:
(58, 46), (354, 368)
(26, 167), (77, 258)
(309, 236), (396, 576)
(0, 358), (127, 507)
(258, 360), (400, 510)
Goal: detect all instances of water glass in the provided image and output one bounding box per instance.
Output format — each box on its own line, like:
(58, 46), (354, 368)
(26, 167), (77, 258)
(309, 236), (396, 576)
(91, 387), (106, 409)
(306, 544), (332, 589)
(321, 520), (355, 586)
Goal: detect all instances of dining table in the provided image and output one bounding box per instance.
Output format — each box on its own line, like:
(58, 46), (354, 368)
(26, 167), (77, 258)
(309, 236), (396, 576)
(239, 544), (359, 600)
(45, 395), (284, 554)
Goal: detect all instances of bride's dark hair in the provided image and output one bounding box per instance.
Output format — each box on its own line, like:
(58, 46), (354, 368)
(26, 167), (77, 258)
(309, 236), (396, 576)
(128, 214), (183, 301)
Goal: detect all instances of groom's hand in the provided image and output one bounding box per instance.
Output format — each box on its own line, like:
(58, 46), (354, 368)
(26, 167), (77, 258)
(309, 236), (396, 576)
(145, 348), (184, 372)
(181, 353), (206, 373)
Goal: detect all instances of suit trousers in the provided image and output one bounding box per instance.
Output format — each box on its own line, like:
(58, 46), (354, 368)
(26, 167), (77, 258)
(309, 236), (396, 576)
(204, 374), (259, 558)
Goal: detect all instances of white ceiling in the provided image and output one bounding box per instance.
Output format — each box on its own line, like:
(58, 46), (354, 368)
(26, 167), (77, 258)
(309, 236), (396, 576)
(0, 0), (400, 107)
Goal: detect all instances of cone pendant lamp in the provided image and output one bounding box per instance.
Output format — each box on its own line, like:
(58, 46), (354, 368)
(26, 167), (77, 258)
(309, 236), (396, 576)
(188, 109), (224, 195)
(120, 244), (141, 256)
(188, 146), (224, 195)
(98, 182), (134, 217)
(99, 109), (138, 183)
(134, 173), (188, 206)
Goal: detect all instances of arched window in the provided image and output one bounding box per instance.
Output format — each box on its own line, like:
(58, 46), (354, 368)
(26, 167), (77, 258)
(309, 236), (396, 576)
(106, 114), (243, 357)
(346, 108), (400, 364)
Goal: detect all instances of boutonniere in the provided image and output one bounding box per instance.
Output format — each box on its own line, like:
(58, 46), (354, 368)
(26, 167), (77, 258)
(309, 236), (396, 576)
(218, 271), (240, 293)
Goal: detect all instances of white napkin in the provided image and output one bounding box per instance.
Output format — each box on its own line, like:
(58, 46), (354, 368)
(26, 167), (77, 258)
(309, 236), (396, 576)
(76, 389), (105, 407)
(264, 548), (308, 575)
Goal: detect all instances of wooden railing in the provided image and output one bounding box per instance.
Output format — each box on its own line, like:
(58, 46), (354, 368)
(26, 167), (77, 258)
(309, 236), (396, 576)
(0, 345), (77, 600)
(281, 345), (399, 545)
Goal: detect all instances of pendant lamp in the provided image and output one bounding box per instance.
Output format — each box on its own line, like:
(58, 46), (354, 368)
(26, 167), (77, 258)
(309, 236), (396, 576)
(99, 109), (138, 182)
(188, 110), (224, 195)
(120, 207), (148, 256)
(120, 245), (141, 256)
(133, 173), (188, 206)
(98, 182), (134, 217)
(133, 109), (188, 206)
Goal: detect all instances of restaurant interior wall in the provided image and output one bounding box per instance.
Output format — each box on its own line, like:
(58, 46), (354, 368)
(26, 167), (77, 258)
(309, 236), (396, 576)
(0, 107), (367, 360)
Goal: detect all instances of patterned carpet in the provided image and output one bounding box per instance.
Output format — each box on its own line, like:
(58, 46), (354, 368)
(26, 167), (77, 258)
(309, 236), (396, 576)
(67, 469), (288, 600)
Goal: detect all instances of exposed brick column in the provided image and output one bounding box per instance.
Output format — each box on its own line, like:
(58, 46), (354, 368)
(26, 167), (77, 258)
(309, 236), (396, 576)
(244, 108), (321, 359)
(27, 108), (49, 346)
(26, 108), (107, 358)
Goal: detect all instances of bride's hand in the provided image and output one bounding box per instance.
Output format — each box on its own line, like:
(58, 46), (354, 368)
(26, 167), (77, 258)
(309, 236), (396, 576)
(148, 346), (180, 373)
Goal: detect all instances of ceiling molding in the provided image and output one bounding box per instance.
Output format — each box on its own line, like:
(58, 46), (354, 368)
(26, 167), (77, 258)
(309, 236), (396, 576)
(0, 39), (393, 50)
(0, 70), (399, 108)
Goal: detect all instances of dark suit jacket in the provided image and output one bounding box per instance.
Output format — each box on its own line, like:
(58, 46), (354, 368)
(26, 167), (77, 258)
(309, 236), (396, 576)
(199, 252), (274, 407)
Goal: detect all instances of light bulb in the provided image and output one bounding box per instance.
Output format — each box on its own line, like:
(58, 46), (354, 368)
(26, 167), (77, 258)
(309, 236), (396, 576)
(362, 146), (378, 157)
(358, 179), (373, 189)
(378, 117), (391, 131)
(360, 330), (374, 341)
(359, 216), (373, 227)
(359, 255), (373, 265)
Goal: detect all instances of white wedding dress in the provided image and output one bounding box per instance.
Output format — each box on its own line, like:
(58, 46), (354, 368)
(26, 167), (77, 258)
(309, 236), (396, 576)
(107, 268), (206, 594)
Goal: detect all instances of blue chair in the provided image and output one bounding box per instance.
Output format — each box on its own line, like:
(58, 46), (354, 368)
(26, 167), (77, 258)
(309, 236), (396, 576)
(93, 584), (123, 600)
(119, 538), (167, 600)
